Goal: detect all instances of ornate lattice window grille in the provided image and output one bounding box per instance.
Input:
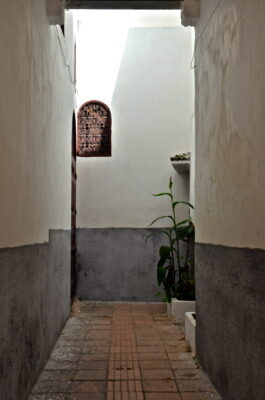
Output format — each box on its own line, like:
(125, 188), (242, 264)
(77, 100), (112, 157)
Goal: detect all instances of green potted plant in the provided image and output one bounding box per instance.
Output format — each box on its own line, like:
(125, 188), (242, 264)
(147, 177), (195, 322)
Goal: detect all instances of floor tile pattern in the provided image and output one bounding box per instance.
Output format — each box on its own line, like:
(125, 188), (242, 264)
(29, 303), (221, 400)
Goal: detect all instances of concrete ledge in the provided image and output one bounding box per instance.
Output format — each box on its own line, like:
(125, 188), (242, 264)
(185, 311), (196, 355)
(171, 298), (196, 324)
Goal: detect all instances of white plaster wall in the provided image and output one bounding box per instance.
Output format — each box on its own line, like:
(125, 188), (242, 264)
(194, 0), (265, 249)
(76, 11), (193, 228)
(189, 28), (196, 215)
(0, 2), (75, 248)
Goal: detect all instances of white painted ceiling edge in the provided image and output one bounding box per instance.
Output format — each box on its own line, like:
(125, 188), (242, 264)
(46, 0), (201, 27)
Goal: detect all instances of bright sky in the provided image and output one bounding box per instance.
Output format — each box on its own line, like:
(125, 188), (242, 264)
(73, 10), (182, 107)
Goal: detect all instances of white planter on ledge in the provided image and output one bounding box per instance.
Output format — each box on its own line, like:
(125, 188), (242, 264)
(185, 312), (196, 355)
(171, 298), (195, 324)
(167, 302), (172, 318)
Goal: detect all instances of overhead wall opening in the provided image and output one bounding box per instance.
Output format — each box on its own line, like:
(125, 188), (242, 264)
(73, 8), (194, 301)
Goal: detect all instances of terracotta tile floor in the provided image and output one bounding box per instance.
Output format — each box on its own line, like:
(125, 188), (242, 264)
(29, 303), (221, 400)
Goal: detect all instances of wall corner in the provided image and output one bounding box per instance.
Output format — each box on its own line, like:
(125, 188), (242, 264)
(181, 0), (200, 27)
(47, 0), (65, 25)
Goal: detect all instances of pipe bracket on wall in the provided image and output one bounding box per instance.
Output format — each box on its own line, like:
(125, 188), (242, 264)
(181, 0), (200, 27)
(47, 0), (65, 25)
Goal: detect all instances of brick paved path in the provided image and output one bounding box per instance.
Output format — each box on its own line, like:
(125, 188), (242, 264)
(29, 302), (221, 400)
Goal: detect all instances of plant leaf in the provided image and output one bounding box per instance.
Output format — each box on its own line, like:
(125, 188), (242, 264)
(173, 201), (194, 209)
(175, 225), (193, 240)
(157, 266), (166, 286)
(157, 258), (169, 269)
(175, 219), (191, 227)
(162, 230), (171, 241)
(174, 222), (195, 240)
(169, 177), (173, 190)
(153, 192), (173, 198)
(157, 246), (171, 269)
(159, 246), (171, 258)
(145, 233), (154, 243)
(188, 222), (195, 234)
(149, 215), (174, 226)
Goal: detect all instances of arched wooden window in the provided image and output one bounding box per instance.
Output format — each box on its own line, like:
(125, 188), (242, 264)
(77, 100), (112, 157)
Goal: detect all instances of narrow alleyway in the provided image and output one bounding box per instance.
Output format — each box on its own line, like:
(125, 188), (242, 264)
(29, 303), (221, 400)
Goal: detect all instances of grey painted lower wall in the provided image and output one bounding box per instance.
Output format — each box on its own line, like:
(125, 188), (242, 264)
(0, 230), (71, 400)
(196, 243), (265, 400)
(77, 228), (183, 302)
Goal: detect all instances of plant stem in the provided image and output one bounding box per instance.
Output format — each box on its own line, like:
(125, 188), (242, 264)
(170, 185), (181, 280)
(169, 231), (175, 298)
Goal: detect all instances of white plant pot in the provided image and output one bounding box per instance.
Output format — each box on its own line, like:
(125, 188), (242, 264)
(185, 311), (196, 355)
(167, 302), (172, 318)
(171, 298), (196, 324)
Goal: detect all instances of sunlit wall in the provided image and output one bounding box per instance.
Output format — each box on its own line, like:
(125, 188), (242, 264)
(74, 10), (193, 228)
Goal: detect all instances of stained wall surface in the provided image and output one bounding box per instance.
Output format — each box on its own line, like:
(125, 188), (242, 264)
(77, 228), (172, 301)
(0, 4), (75, 248)
(196, 243), (265, 400)
(0, 3), (75, 399)
(194, 1), (265, 399)
(194, 0), (265, 250)
(0, 231), (70, 400)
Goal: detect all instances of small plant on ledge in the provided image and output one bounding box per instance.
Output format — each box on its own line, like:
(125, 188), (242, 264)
(146, 177), (195, 303)
(170, 151), (191, 161)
